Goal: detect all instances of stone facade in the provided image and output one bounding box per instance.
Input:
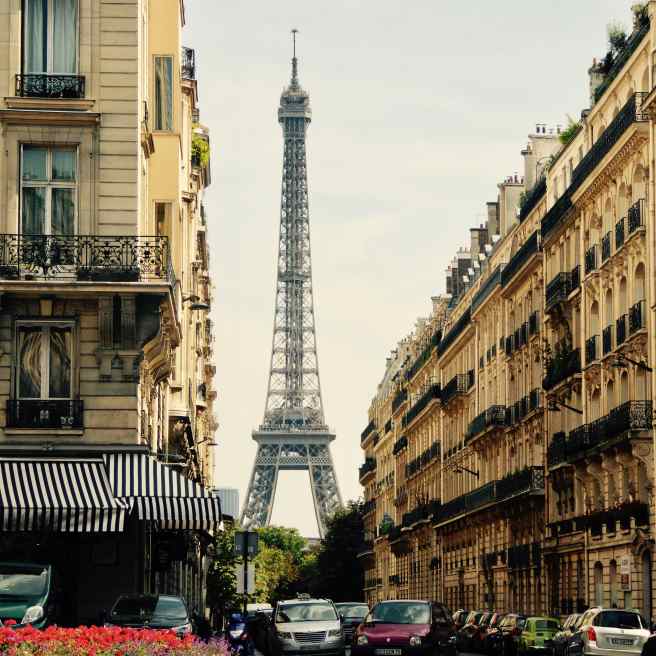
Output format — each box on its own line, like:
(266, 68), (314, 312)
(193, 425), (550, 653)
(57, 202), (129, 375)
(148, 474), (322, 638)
(360, 2), (656, 620)
(0, 0), (216, 623)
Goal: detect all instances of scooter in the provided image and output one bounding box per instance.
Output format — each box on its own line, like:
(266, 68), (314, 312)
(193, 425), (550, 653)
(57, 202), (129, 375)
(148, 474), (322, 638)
(227, 613), (254, 656)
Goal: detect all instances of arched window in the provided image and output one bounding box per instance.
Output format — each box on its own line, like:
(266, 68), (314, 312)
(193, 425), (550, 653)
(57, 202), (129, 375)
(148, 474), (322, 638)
(590, 301), (600, 336)
(636, 368), (647, 400)
(633, 166), (647, 204)
(605, 288), (613, 327)
(634, 263), (646, 303)
(603, 198), (613, 236)
(607, 379), (615, 411)
(619, 276), (628, 316)
(594, 562), (604, 607)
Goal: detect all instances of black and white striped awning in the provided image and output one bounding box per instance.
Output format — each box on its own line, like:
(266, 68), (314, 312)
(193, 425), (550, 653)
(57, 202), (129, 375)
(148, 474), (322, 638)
(0, 458), (128, 532)
(103, 453), (221, 530)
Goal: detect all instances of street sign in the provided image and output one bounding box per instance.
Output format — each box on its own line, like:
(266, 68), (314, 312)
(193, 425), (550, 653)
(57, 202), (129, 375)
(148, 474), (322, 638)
(620, 555), (632, 591)
(235, 562), (256, 594)
(235, 531), (259, 558)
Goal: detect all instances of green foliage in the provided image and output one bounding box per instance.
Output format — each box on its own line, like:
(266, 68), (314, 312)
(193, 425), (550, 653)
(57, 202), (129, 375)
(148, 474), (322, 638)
(192, 134), (210, 168)
(206, 527), (239, 624)
(607, 21), (627, 53)
(308, 501), (365, 602)
(559, 119), (581, 146)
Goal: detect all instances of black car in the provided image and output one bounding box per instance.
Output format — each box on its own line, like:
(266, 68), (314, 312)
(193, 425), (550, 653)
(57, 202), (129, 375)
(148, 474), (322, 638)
(456, 610), (487, 652)
(335, 602), (369, 645)
(247, 609), (274, 653)
(106, 594), (193, 637)
(481, 613), (505, 655)
(454, 609), (470, 632)
(490, 613), (526, 656)
(552, 614), (581, 656)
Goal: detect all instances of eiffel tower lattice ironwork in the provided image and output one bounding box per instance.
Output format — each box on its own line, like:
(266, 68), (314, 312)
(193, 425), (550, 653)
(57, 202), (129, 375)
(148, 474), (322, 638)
(240, 32), (342, 538)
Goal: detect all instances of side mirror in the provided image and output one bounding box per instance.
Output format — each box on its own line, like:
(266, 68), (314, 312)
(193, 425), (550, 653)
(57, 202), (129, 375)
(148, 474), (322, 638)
(339, 613), (345, 623)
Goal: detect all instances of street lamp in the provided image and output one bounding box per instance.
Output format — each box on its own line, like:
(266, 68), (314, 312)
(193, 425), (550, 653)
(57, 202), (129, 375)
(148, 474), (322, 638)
(547, 399), (583, 415)
(182, 294), (211, 311)
(610, 353), (652, 372)
(454, 465), (479, 479)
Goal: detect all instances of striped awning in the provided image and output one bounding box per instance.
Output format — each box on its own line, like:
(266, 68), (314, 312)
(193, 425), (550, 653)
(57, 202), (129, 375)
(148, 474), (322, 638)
(103, 453), (221, 530)
(0, 458), (129, 532)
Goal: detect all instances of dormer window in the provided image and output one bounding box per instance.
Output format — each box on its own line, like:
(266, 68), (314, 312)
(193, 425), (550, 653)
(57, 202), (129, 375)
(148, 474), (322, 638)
(23, 0), (78, 75)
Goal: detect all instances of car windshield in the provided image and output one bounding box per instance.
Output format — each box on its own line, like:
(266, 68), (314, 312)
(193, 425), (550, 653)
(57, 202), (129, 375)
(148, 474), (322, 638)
(153, 597), (188, 622)
(277, 603), (337, 623)
(337, 604), (369, 618)
(111, 596), (187, 622)
(535, 620), (560, 630)
(0, 565), (48, 598)
(372, 602), (430, 625)
(595, 612), (642, 629)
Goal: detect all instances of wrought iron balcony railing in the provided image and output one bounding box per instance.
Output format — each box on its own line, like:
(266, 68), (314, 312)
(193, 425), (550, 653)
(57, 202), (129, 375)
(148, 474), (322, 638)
(529, 310), (540, 336)
(360, 419), (376, 443)
(181, 46), (196, 80)
(471, 266), (501, 314)
(547, 401), (652, 467)
(359, 458), (377, 480)
(543, 347), (581, 391)
(441, 374), (469, 406)
(519, 177), (546, 222)
(615, 217), (625, 249)
(392, 388), (408, 413)
(466, 405), (506, 443)
(392, 435), (408, 456)
(616, 314), (627, 345)
(15, 74), (85, 99)
(628, 198), (645, 234)
(0, 234), (174, 284)
(6, 399), (83, 429)
(402, 383), (440, 428)
(437, 307), (471, 356)
(501, 230), (540, 287)
(602, 325), (613, 355)
(496, 466), (544, 502)
(435, 481), (496, 524)
(601, 232), (611, 262)
(585, 245), (597, 274)
(529, 388), (542, 412)
(570, 264), (581, 291)
(545, 272), (574, 311)
(629, 299), (645, 334)
(585, 335), (599, 364)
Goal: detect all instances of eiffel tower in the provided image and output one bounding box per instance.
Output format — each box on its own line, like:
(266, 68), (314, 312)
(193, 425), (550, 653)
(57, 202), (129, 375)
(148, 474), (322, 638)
(240, 32), (342, 538)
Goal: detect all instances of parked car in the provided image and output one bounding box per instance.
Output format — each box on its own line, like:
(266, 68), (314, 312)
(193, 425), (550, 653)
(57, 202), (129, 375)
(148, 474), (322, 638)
(491, 613), (527, 656)
(247, 608), (273, 654)
(456, 610), (487, 652)
(552, 614), (581, 656)
(517, 617), (561, 656)
(352, 600), (455, 656)
(454, 609), (470, 631)
(335, 603), (369, 645)
(569, 608), (649, 656)
(0, 562), (64, 628)
(481, 613), (505, 655)
(106, 594), (193, 637)
(268, 596), (345, 656)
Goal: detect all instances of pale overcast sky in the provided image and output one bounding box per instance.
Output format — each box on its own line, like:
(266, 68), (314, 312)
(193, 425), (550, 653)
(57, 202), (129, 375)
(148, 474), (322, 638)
(185, 0), (635, 536)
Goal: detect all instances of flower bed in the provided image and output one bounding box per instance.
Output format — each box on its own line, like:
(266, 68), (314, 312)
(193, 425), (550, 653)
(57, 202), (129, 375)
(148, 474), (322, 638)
(0, 624), (231, 656)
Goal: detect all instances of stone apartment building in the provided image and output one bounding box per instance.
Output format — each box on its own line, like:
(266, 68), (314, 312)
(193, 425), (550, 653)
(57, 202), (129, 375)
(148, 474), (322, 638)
(0, 0), (219, 624)
(360, 2), (656, 618)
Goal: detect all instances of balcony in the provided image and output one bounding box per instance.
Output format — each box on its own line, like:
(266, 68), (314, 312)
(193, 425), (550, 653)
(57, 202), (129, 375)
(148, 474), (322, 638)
(628, 199), (645, 234)
(181, 47), (196, 80)
(402, 383), (440, 427)
(496, 466), (544, 501)
(471, 266), (501, 314)
(546, 272), (575, 312)
(629, 300), (645, 334)
(519, 177), (547, 222)
(0, 234), (174, 284)
(405, 336), (437, 381)
(505, 334), (514, 355)
(360, 419), (376, 444)
(6, 399), (83, 429)
(435, 481), (496, 524)
(529, 310), (540, 336)
(359, 458), (377, 482)
(405, 442), (440, 478)
(441, 374), (468, 406)
(361, 499), (376, 516)
(466, 405), (506, 444)
(601, 232), (611, 262)
(529, 388), (542, 412)
(384, 419), (392, 434)
(585, 335), (599, 364)
(616, 314), (627, 345)
(15, 74), (85, 99)
(501, 230), (540, 287)
(602, 325), (613, 355)
(585, 245), (598, 275)
(392, 388), (408, 414)
(392, 435), (408, 456)
(547, 401), (652, 467)
(570, 264), (580, 290)
(615, 217), (625, 249)
(543, 347), (581, 391)
(402, 500), (439, 528)
(437, 308), (471, 356)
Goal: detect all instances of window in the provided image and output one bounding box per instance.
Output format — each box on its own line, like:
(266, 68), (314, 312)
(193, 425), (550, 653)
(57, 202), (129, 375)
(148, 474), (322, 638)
(23, 0), (78, 74)
(16, 323), (73, 399)
(154, 56), (173, 130)
(21, 145), (77, 235)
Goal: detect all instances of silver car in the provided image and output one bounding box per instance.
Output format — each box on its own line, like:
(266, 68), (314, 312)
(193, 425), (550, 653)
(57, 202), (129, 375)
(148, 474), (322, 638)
(569, 608), (649, 656)
(270, 597), (345, 656)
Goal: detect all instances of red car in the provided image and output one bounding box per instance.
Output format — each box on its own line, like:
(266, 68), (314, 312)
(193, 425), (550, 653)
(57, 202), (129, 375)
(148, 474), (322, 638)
(352, 600), (456, 656)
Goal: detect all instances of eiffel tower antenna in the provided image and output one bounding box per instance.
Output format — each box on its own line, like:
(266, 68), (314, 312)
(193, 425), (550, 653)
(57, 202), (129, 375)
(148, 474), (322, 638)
(240, 34), (342, 538)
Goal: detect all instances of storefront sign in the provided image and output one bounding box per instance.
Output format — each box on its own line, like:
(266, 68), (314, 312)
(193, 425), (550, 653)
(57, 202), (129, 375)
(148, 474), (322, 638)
(620, 555), (632, 591)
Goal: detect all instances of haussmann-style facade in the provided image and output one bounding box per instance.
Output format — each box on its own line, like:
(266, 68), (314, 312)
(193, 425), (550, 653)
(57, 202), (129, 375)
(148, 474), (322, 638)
(359, 1), (656, 620)
(0, 0), (220, 625)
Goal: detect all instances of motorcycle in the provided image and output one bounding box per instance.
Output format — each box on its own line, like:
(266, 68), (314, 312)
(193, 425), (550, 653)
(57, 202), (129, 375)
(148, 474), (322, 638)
(227, 613), (254, 656)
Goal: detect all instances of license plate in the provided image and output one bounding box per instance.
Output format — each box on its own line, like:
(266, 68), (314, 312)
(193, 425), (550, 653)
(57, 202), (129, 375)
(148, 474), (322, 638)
(612, 639), (634, 646)
(375, 650), (402, 655)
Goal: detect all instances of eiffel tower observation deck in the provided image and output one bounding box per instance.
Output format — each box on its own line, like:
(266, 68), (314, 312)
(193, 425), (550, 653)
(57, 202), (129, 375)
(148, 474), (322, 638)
(240, 32), (342, 538)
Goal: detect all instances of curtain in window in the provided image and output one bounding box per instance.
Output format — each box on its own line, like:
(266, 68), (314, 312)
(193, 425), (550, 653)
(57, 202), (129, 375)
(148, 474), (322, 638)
(22, 188), (46, 234)
(52, 189), (74, 235)
(52, 0), (77, 73)
(24, 0), (47, 73)
(18, 328), (42, 398)
(49, 327), (71, 398)
(154, 56), (173, 130)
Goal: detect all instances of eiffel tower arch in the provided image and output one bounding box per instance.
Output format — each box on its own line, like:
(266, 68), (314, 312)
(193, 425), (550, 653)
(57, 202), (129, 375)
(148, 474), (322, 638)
(240, 33), (342, 538)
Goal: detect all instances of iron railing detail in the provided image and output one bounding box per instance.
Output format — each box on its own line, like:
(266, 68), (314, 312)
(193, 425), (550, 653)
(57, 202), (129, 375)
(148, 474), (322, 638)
(471, 266), (501, 314)
(546, 272), (575, 311)
(360, 419), (376, 443)
(616, 314), (627, 345)
(496, 466), (544, 501)
(402, 383), (440, 428)
(519, 177), (546, 222)
(585, 245), (597, 274)
(359, 458), (377, 480)
(602, 325), (613, 355)
(628, 199), (645, 234)
(585, 335), (599, 364)
(437, 308), (471, 356)
(0, 234), (174, 283)
(615, 217), (625, 249)
(6, 399), (83, 429)
(441, 374), (469, 406)
(466, 405), (506, 443)
(392, 435), (408, 456)
(601, 232), (611, 262)
(181, 46), (196, 80)
(629, 300), (645, 334)
(529, 388), (542, 411)
(501, 231), (540, 287)
(543, 347), (581, 391)
(15, 74), (85, 98)
(529, 310), (540, 336)
(392, 388), (408, 413)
